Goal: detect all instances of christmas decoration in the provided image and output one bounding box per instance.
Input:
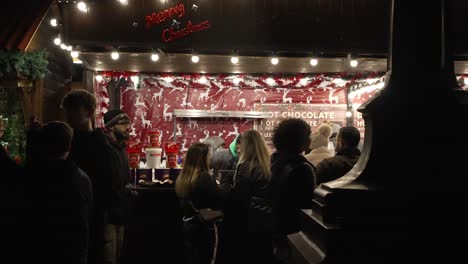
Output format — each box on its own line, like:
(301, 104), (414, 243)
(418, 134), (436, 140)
(1, 112), (26, 164)
(0, 50), (49, 80)
(94, 71), (387, 156)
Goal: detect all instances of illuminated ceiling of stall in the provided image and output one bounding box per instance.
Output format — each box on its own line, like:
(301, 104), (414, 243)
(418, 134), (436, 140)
(79, 52), (387, 73)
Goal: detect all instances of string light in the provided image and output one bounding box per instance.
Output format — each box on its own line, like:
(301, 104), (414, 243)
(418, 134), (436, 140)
(233, 77), (242, 85)
(111, 51), (120, 60)
(151, 53), (159, 62)
(199, 76), (207, 84)
(270, 57), (279, 65)
(350, 59), (358, 67)
(50, 18), (58, 27)
(266, 77), (275, 85)
(230, 56), (239, 64)
(346, 111), (353, 118)
(70, 51), (79, 58)
(77, 1), (88, 12)
(310, 58), (318, 66)
(191, 55), (200, 63)
(117, 0), (128, 5)
(95, 75), (103, 82)
(164, 77), (174, 83)
(53, 37), (61, 45)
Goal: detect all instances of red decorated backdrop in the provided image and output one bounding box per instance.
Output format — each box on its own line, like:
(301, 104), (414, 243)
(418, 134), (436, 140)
(94, 72), (387, 156)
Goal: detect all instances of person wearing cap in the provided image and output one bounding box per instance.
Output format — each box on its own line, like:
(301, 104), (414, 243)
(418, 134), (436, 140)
(305, 123), (334, 167)
(103, 109), (137, 264)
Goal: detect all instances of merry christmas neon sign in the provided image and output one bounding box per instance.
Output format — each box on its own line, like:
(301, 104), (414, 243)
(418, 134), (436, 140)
(145, 3), (210, 43)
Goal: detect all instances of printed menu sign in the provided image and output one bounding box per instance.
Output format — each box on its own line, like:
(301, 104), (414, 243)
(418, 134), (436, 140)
(253, 103), (347, 145)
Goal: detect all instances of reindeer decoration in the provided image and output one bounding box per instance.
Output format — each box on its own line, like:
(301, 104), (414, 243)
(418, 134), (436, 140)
(163, 104), (173, 121)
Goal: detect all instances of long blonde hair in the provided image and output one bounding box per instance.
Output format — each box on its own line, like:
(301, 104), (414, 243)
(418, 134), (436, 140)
(238, 130), (271, 180)
(175, 143), (210, 198)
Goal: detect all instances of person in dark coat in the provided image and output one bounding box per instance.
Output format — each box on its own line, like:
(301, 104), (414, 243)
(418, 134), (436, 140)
(225, 129), (273, 263)
(102, 109), (137, 264)
(270, 118), (317, 262)
(315, 126), (361, 185)
(27, 121), (93, 264)
(62, 89), (119, 264)
(176, 143), (223, 264)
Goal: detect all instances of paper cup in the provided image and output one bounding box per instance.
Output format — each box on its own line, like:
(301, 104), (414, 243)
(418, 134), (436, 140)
(146, 148), (162, 168)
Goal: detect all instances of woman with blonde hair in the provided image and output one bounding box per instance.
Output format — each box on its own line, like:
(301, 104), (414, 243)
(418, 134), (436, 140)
(225, 129), (273, 263)
(175, 142), (222, 264)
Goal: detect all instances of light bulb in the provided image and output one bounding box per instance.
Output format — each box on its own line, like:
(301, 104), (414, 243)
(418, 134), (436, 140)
(271, 57), (279, 65)
(60, 44), (67, 50)
(233, 77), (242, 85)
(350, 59), (358, 67)
(230, 56), (239, 64)
(53, 37), (61, 45)
(346, 111), (353, 118)
(70, 51), (79, 58)
(266, 78), (275, 85)
(66, 45), (72, 51)
(151, 53), (159, 62)
(118, 0), (128, 5)
(199, 76), (207, 84)
(310, 58), (318, 66)
(191, 55), (199, 63)
(95, 75), (103, 82)
(111, 51), (119, 60)
(464, 78), (468, 86)
(50, 18), (58, 27)
(77, 1), (88, 12)
(131, 76), (139, 85)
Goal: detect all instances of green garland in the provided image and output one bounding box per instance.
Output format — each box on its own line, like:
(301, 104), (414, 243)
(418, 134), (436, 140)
(0, 49), (49, 80)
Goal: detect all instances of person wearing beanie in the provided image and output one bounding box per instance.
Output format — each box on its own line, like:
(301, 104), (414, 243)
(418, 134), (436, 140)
(209, 134), (242, 190)
(305, 123), (334, 167)
(103, 109), (137, 264)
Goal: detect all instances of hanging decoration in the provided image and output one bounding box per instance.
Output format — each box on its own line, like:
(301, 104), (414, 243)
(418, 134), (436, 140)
(94, 71), (385, 156)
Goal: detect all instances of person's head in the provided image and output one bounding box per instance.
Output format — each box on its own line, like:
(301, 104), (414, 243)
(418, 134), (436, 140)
(239, 130), (271, 180)
(272, 118), (311, 154)
(104, 109), (131, 141)
(336, 126), (361, 152)
(42, 121), (73, 159)
(310, 123), (333, 150)
(175, 143), (210, 198)
(62, 90), (97, 130)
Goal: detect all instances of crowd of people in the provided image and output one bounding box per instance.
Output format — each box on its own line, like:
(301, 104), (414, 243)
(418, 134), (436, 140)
(0, 88), (362, 264)
(177, 118), (362, 263)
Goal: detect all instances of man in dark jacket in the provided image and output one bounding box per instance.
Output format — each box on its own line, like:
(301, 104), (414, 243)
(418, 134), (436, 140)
(103, 109), (137, 264)
(63, 89), (119, 264)
(270, 118), (316, 261)
(27, 121), (93, 264)
(315, 126), (361, 185)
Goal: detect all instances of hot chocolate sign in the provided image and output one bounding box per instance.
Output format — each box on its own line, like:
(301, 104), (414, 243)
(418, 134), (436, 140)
(145, 3), (211, 43)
